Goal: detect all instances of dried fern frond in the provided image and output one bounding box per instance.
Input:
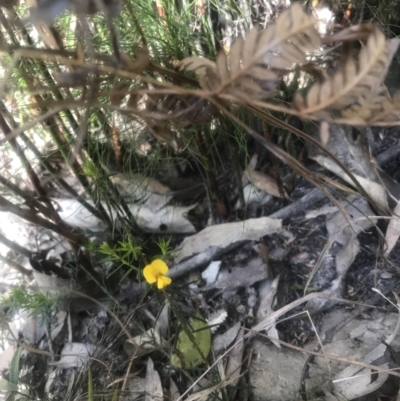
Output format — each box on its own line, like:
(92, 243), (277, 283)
(180, 3), (320, 100)
(294, 26), (389, 116)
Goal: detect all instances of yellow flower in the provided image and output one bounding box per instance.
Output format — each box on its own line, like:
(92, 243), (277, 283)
(143, 259), (172, 289)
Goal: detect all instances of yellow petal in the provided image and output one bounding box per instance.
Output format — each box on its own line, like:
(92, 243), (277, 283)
(143, 264), (157, 284)
(152, 259), (169, 275)
(157, 275), (172, 289)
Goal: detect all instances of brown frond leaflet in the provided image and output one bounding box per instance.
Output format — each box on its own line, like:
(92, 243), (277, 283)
(341, 91), (394, 124)
(294, 26), (388, 116)
(180, 3), (320, 100)
(321, 24), (376, 44)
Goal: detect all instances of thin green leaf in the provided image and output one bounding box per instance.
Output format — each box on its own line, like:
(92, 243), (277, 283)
(9, 347), (22, 386)
(88, 367), (94, 401)
(0, 378), (18, 392)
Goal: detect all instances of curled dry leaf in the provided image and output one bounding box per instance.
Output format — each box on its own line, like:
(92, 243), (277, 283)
(384, 200), (400, 258)
(180, 3), (320, 100)
(294, 26), (389, 116)
(244, 154), (286, 199)
(244, 169), (287, 198)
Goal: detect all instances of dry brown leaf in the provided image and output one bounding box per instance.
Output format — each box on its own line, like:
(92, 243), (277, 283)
(244, 154), (287, 198)
(244, 169), (286, 198)
(294, 27), (389, 115)
(180, 3), (320, 100)
(384, 201), (400, 257)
